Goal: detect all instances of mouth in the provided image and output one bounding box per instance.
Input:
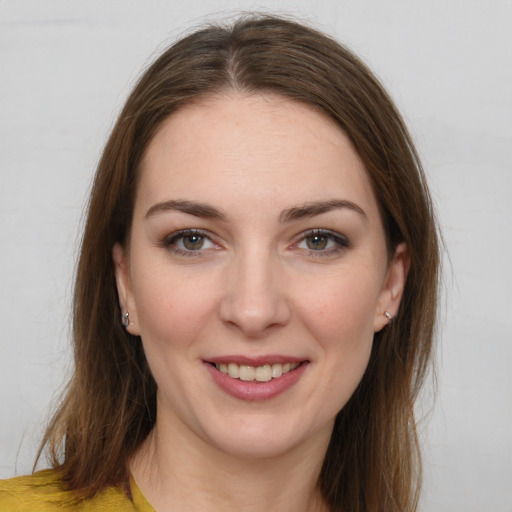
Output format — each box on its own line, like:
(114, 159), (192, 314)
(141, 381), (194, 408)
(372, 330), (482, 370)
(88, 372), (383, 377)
(205, 357), (309, 401)
(212, 362), (301, 382)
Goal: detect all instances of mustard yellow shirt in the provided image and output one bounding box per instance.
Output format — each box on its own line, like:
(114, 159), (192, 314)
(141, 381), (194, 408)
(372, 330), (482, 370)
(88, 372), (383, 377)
(0, 470), (155, 511)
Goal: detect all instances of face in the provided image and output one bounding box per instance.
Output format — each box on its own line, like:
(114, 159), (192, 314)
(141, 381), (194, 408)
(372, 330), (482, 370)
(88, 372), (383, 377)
(114, 93), (408, 459)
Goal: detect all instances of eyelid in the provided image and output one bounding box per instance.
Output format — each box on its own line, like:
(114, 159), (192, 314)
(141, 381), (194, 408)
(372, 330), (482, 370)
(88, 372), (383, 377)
(161, 228), (221, 255)
(293, 228), (350, 254)
(159, 227), (349, 257)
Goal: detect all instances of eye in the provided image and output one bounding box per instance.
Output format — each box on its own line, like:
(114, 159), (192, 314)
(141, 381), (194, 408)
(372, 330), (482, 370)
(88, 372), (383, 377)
(163, 229), (218, 255)
(180, 233), (207, 250)
(302, 233), (330, 251)
(295, 229), (349, 255)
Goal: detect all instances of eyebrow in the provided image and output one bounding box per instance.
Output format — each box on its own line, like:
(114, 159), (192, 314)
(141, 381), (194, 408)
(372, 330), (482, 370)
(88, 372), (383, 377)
(144, 198), (367, 222)
(280, 199), (367, 222)
(145, 199), (227, 220)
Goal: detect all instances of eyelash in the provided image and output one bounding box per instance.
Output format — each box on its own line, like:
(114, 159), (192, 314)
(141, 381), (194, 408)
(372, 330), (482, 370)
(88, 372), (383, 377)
(161, 229), (218, 257)
(294, 229), (350, 257)
(160, 228), (350, 257)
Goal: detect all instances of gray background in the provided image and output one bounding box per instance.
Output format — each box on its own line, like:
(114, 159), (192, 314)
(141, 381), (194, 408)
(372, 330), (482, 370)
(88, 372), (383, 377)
(1, 1), (511, 511)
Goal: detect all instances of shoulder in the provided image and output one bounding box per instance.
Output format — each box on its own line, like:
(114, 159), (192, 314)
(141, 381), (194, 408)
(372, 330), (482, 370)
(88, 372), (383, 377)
(0, 470), (138, 511)
(0, 470), (66, 511)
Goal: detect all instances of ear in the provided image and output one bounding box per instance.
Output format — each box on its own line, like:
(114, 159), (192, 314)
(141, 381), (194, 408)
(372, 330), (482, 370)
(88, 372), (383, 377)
(374, 242), (410, 332)
(112, 243), (140, 335)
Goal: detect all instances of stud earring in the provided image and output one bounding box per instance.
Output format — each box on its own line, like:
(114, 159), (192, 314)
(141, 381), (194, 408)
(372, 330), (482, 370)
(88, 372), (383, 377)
(122, 311), (130, 328)
(384, 311), (393, 324)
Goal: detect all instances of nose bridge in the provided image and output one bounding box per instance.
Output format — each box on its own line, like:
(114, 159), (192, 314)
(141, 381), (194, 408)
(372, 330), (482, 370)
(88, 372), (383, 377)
(220, 242), (290, 337)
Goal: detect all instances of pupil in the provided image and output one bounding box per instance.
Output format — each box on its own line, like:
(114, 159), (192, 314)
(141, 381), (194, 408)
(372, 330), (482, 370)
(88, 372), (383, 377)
(183, 235), (203, 250)
(307, 235), (327, 250)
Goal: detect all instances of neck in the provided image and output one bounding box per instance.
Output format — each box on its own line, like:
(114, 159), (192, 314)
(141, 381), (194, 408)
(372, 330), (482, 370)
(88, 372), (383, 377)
(131, 414), (332, 512)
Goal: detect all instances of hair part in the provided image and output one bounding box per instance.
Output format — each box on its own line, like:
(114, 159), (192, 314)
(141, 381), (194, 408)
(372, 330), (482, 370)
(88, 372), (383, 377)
(37, 14), (440, 512)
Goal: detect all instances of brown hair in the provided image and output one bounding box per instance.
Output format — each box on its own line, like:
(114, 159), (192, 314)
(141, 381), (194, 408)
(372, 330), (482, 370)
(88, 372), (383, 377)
(38, 14), (440, 512)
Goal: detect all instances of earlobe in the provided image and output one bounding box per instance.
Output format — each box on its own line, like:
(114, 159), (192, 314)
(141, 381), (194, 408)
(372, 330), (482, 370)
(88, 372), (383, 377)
(374, 242), (410, 332)
(112, 243), (140, 335)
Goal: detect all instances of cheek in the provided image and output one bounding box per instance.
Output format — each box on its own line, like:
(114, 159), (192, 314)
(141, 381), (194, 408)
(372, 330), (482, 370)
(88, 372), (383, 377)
(131, 262), (220, 350)
(295, 267), (380, 401)
(298, 265), (381, 346)
(129, 264), (223, 412)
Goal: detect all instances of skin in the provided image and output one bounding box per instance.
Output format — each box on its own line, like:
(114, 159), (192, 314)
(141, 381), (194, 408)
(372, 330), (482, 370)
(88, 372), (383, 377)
(113, 93), (409, 512)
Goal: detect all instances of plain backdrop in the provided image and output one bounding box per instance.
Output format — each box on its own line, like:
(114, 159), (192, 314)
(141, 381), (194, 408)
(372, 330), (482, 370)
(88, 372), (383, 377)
(1, 1), (511, 511)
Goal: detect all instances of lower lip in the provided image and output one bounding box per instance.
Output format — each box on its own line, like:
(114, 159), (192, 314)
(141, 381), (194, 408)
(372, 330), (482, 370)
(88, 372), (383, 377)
(205, 362), (309, 401)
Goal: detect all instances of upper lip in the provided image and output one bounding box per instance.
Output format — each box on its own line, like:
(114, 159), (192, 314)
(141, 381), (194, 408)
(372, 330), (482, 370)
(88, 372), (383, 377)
(205, 355), (308, 366)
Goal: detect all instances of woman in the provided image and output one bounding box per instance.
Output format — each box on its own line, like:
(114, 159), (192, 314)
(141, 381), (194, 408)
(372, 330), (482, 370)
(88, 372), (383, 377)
(0, 14), (439, 512)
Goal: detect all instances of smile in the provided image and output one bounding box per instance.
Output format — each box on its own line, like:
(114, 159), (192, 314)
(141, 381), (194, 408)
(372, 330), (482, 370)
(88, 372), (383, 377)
(214, 362), (300, 382)
(205, 358), (309, 401)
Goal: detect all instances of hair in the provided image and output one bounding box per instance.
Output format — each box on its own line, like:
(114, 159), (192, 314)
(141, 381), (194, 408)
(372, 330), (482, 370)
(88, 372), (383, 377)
(37, 14), (440, 512)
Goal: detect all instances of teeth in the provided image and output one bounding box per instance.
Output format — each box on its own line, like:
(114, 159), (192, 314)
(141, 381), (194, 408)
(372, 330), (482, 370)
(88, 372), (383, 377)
(271, 364), (283, 378)
(227, 363), (239, 378)
(239, 365), (255, 381)
(214, 362), (299, 382)
(255, 364), (272, 382)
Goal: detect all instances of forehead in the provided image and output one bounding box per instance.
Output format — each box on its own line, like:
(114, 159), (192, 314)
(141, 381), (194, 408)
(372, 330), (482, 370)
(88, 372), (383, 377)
(136, 93), (380, 222)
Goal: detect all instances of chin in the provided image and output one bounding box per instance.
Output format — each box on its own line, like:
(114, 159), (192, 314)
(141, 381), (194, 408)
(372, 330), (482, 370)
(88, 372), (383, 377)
(211, 433), (302, 460)
(199, 412), (334, 461)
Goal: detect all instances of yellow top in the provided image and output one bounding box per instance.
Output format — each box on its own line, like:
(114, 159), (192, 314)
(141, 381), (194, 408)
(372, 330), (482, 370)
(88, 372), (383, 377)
(0, 470), (155, 511)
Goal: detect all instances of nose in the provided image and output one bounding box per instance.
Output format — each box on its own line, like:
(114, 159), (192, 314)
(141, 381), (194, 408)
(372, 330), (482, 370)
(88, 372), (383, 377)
(219, 247), (292, 338)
